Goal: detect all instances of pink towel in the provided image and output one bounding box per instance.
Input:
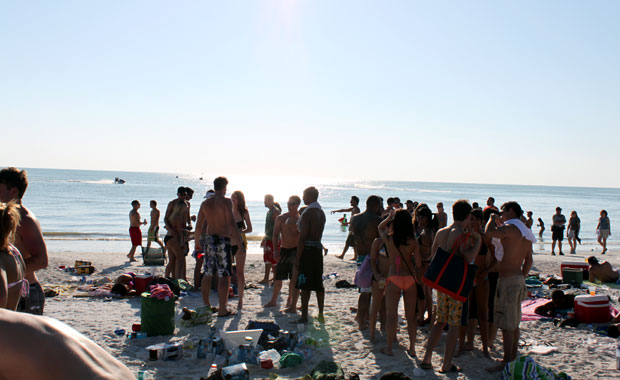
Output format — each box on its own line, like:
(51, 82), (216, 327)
(521, 298), (550, 321)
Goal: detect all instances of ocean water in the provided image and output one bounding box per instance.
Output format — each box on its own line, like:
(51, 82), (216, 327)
(18, 168), (619, 254)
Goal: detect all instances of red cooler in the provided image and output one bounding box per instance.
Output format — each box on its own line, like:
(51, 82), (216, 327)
(574, 295), (611, 323)
(561, 261), (589, 278)
(135, 274), (154, 295)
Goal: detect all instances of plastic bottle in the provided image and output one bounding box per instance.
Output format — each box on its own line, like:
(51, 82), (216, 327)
(207, 363), (218, 377)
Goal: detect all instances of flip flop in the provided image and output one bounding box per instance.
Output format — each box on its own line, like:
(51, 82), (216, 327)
(420, 362), (433, 370)
(440, 365), (461, 374)
(217, 310), (236, 318)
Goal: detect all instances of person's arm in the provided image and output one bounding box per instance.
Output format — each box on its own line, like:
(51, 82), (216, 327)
(522, 242), (533, 277)
(227, 200), (244, 254)
(377, 210), (394, 241)
(194, 205), (206, 252)
(460, 232), (482, 264)
(411, 240), (423, 283)
(369, 239), (383, 282)
(588, 269), (595, 282)
(484, 214), (516, 240)
(534, 301), (555, 317)
(272, 216), (283, 260)
(243, 212), (253, 234)
(331, 207), (353, 214)
(164, 202), (174, 231)
(19, 216), (48, 273)
(295, 213), (311, 268)
(0, 265), (8, 309)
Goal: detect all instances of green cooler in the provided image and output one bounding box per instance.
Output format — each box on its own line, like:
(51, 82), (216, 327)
(562, 268), (583, 285)
(140, 292), (176, 336)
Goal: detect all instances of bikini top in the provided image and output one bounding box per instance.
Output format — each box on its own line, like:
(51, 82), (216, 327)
(236, 220), (245, 230)
(5, 245), (29, 297)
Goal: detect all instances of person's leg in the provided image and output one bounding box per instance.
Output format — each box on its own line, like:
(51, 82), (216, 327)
(422, 321), (447, 367)
(568, 237), (574, 252)
(265, 280), (283, 307)
(217, 276), (232, 315)
(201, 275), (212, 307)
(476, 280), (490, 357)
(316, 290), (325, 322)
(236, 250), (246, 309)
(551, 239), (556, 254)
(382, 282), (401, 355)
(403, 285), (418, 356)
(369, 281), (384, 342)
(424, 285), (433, 324)
(335, 243), (349, 259)
(127, 245), (138, 261)
(441, 324), (460, 372)
(558, 238), (563, 255)
(602, 236), (608, 253)
(357, 292), (371, 330)
(300, 289), (311, 323)
(284, 268), (300, 314)
(193, 257), (204, 289)
(486, 328), (515, 372)
(260, 263), (271, 284)
(157, 237), (166, 252)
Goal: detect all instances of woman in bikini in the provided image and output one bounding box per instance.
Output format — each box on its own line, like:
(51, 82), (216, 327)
(368, 235), (390, 342)
(0, 202), (27, 310)
(378, 209), (422, 356)
(414, 204), (435, 326)
(231, 191), (252, 309)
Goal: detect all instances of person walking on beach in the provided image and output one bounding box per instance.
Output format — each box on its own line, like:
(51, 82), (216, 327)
(378, 209), (421, 357)
(537, 217), (545, 238)
(567, 211), (581, 254)
(0, 167), (48, 315)
(260, 194), (280, 285)
(484, 201), (534, 373)
(145, 200), (165, 253)
(421, 200), (481, 374)
(597, 210), (611, 254)
(551, 207), (566, 255)
(198, 177), (244, 317)
(265, 195), (301, 309)
(295, 186), (326, 324)
(231, 190), (252, 309)
(127, 200), (147, 262)
(350, 195), (382, 330)
(332, 195), (361, 260)
(0, 202), (26, 310)
(435, 202), (448, 229)
(164, 187), (189, 279)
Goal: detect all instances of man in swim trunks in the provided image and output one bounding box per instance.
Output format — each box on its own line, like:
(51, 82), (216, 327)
(0, 309), (135, 379)
(422, 200), (481, 374)
(145, 200), (165, 253)
(0, 167), (49, 315)
(295, 186), (326, 324)
(484, 201), (533, 372)
(164, 187), (189, 279)
(551, 207), (566, 256)
(193, 190), (215, 289)
(332, 195), (361, 260)
(264, 195), (301, 309)
(587, 256), (620, 283)
(349, 195), (382, 330)
(260, 194), (280, 285)
(127, 200), (147, 262)
(198, 177), (244, 317)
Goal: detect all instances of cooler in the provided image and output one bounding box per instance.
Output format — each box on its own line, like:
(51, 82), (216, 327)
(574, 295), (611, 324)
(142, 247), (165, 266)
(560, 261), (589, 279)
(562, 268), (583, 285)
(134, 274), (153, 294)
(140, 292), (176, 336)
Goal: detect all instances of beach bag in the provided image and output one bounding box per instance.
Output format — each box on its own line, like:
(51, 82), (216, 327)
(246, 320), (280, 346)
(354, 255), (373, 289)
(502, 355), (571, 380)
(140, 292), (176, 336)
(422, 233), (477, 302)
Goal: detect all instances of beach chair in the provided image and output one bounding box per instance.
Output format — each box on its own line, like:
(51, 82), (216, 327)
(142, 247), (166, 266)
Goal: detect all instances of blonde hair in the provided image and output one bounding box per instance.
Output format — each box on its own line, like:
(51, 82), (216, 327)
(0, 202), (20, 251)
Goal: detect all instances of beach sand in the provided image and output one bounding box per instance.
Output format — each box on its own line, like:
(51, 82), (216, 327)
(38, 242), (620, 379)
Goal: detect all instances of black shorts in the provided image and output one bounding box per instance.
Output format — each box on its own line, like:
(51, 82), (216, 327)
(275, 247), (296, 281)
(296, 246), (324, 292)
(488, 272), (499, 323)
(345, 233), (356, 247)
(552, 225), (564, 241)
(18, 282), (45, 315)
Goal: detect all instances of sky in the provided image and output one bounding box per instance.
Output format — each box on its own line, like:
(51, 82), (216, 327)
(1, 1), (619, 187)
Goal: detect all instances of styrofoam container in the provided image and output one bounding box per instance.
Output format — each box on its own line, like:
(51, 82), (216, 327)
(220, 329), (263, 350)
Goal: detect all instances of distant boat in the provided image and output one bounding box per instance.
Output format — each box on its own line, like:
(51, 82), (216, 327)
(199, 177), (203, 181)
(114, 177), (125, 184)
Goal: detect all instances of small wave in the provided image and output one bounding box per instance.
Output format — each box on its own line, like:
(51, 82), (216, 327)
(66, 179), (115, 185)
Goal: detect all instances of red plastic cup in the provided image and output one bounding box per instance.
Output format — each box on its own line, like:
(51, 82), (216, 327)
(132, 323), (141, 332)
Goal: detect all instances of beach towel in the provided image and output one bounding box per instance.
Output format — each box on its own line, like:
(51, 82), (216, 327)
(521, 299), (551, 321)
(502, 355), (571, 380)
(493, 219), (537, 261)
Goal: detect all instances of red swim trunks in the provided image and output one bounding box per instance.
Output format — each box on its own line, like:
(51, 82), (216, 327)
(263, 240), (278, 265)
(129, 227), (142, 246)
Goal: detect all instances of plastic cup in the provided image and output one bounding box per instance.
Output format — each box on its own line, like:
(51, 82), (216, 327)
(588, 286), (596, 296)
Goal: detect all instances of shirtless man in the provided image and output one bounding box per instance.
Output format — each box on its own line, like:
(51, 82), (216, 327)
(0, 309), (135, 380)
(145, 200), (165, 253)
(260, 194), (280, 284)
(193, 190), (215, 289)
(484, 201), (533, 372)
(0, 167), (48, 315)
(483, 197), (499, 213)
(332, 195), (361, 260)
(127, 200), (147, 262)
(587, 256), (620, 283)
(350, 195), (382, 330)
(164, 187), (189, 279)
(422, 200), (481, 374)
(264, 195), (301, 308)
(295, 187), (326, 324)
(435, 202), (448, 229)
(198, 177), (244, 317)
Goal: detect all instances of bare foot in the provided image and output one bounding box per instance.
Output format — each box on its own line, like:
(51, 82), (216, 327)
(237, 301), (243, 310)
(335, 255), (344, 260)
(317, 314), (326, 324)
(381, 347), (393, 356)
(217, 309), (236, 318)
(264, 301), (277, 308)
(486, 361), (507, 373)
(358, 322), (368, 331)
(128, 257), (137, 262)
(258, 279), (269, 285)
(349, 257), (357, 261)
(284, 307), (297, 314)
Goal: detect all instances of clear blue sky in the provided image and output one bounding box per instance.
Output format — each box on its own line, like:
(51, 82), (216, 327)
(1, 1), (619, 187)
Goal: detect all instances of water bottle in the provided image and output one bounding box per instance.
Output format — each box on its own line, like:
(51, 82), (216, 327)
(207, 363), (218, 377)
(616, 342), (620, 370)
(197, 338), (208, 359)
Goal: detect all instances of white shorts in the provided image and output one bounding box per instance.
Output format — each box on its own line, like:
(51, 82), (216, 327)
(567, 230), (576, 238)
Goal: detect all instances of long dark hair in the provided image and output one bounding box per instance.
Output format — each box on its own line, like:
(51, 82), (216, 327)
(232, 191), (247, 217)
(0, 202), (20, 251)
(392, 209), (415, 247)
(414, 204), (435, 234)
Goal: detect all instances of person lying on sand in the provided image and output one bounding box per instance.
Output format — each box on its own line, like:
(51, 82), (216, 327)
(587, 256), (620, 283)
(534, 290), (576, 317)
(0, 308), (135, 380)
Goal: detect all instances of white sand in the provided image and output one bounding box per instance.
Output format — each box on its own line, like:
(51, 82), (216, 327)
(38, 242), (620, 379)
